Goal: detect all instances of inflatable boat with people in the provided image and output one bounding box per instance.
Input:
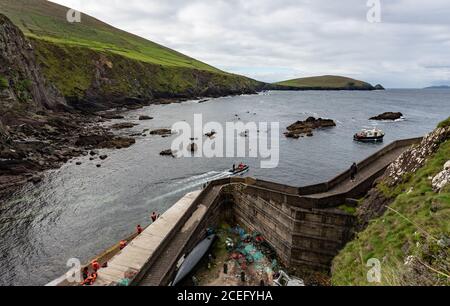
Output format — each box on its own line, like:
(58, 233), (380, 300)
(229, 163), (250, 175)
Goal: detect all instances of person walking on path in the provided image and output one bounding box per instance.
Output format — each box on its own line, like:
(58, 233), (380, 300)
(350, 162), (358, 182)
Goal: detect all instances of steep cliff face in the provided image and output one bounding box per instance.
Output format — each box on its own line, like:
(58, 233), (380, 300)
(31, 38), (262, 111)
(0, 119), (10, 145)
(0, 14), (66, 113)
(0, 14), (69, 153)
(332, 119), (450, 285)
(0, 15), (135, 197)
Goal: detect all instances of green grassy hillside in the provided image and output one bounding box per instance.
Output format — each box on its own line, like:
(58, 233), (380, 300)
(332, 119), (450, 286)
(276, 75), (374, 90)
(31, 38), (260, 104)
(0, 0), (220, 72)
(0, 0), (262, 106)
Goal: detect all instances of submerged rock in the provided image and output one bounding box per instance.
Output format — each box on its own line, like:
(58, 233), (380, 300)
(111, 122), (138, 130)
(370, 112), (403, 121)
(285, 132), (300, 139)
(101, 114), (124, 120)
(205, 131), (216, 138)
(108, 137), (135, 149)
(138, 115), (153, 121)
(150, 129), (172, 136)
(76, 135), (135, 150)
(160, 149), (175, 157)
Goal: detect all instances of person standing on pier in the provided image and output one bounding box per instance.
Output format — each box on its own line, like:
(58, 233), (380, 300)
(151, 211), (159, 222)
(350, 162), (358, 182)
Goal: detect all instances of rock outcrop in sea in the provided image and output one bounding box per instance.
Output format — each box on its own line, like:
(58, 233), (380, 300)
(370, 112), (403, 120)
(284, 117), (336, 138)
(150, 129), (173, 136)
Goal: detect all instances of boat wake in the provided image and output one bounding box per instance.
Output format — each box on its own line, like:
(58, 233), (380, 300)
(145, 170), (232, 205)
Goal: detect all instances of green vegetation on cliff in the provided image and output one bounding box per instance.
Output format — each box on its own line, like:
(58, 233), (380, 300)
(31, 38), (260, 104)
(332, 119), (450, 286)
(276, 75), (374, 90)
(438, 117), (450, 129)
(0, 75), (8, 90)
(0, 0), (261, 105)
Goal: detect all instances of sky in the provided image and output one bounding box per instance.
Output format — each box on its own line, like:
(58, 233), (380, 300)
(50, 0), (450, 88)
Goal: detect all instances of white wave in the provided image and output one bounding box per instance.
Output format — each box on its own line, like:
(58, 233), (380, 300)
(145, 170), (231, 205)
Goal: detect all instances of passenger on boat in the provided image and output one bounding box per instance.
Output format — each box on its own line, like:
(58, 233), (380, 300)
(137, 225), (143, 235)
(232, 164), (236, 172)
(238, 163), (244, 170)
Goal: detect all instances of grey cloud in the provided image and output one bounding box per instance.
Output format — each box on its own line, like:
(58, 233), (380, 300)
(51, 0), (450, 87)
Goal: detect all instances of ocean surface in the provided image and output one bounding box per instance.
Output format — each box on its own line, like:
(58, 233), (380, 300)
(0, 89), (449, 285)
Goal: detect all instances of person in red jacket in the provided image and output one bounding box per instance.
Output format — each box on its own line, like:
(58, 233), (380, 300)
(119, 240), (127, 250)
(81, 271), (98, 286)
(137, 224), (143, 234)
(91, 260), (100, 272)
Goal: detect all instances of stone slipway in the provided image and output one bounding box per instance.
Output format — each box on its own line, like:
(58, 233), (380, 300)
(93, 190), (201, 286)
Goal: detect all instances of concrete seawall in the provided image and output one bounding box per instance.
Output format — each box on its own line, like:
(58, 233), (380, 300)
(48, 137), (421, 286)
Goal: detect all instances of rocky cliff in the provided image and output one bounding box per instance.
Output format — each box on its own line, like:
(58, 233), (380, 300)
(0, 0), (265, 111)
(0, 15), (135, 197)
(0, 14), (65, 152)
(332, 118), (450, 285)
(0, 14), (66, 113)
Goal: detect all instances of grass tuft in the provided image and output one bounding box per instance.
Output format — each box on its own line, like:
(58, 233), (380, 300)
(0, 75), (8, 90)
(438, 117), (450, 128)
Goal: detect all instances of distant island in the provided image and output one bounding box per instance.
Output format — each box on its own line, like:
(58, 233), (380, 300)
(424, 85), (450, 89)
(273, 75), (384, 91)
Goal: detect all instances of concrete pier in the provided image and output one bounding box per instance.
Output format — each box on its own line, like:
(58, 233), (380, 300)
(47, 137), (421, 286)
(94, 191), (201, 285)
